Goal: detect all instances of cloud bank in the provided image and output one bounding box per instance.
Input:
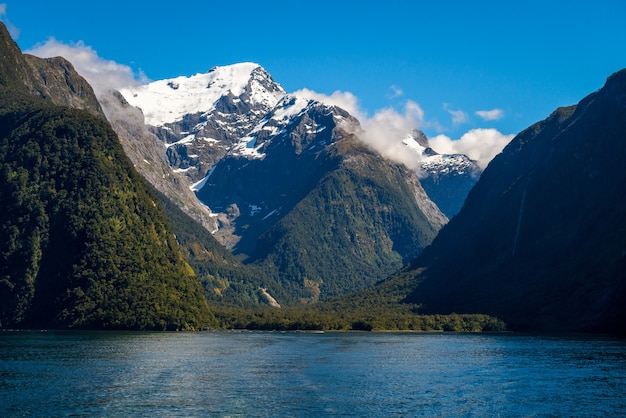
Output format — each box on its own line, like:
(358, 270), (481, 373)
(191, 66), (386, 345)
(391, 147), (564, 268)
(296, 88), (513, 170)
(293, 88), (364, 121)
(430, 129), (514, 169)
(26, 38), (145, 96)
(296, 88), (429, 170)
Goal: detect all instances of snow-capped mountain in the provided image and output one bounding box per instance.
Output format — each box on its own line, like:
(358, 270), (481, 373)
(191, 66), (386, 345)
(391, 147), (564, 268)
(194, 94), (363, 249)
(402, 129), (481, 218)
(120, 63), (286, 183)
(114, 63), (461, 304)
(190, 92), (446, 302)
(118, 63), (478, 222)
(121, 62), (284, 127)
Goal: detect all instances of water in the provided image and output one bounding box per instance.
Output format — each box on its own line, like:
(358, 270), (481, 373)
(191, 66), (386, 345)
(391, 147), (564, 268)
(1, 331), (625, 417)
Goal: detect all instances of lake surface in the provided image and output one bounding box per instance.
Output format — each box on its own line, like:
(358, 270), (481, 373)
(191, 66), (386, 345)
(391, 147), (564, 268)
(1, 331), (625, 417)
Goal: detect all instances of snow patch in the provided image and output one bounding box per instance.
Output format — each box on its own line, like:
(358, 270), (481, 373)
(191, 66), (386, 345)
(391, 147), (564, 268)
(165, 134), (196, 148)
(262, 209), (278, 220)
(190, 166), (216, 191)
(173, 167), (195, 174)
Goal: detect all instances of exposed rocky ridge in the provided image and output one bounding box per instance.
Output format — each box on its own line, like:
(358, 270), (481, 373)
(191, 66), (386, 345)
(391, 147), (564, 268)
(195, 98), (362, 251)
(113, 63), (453, 304)
(0, 26), (102, 118)
(195, 97), (447, 303)
(121, 64), (285, 184)
(23, 55), (105, 117)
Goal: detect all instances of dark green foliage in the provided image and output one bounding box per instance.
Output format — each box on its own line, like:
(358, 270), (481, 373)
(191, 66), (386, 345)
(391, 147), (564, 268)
(212, 306), (506, 332)
(402, 69), (626, 334)
(196, 99), (445, 305)
(0, 93), (213, 330)
(154, 188), (286, 308)
(0, 21), (214, 330)
(0, 27), (31, 92)
(252, 141), (442, 304)
(210, 265), (506, 332)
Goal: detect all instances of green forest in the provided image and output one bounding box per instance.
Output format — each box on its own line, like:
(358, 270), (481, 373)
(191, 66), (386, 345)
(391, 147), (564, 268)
(0, 89), (214, 330)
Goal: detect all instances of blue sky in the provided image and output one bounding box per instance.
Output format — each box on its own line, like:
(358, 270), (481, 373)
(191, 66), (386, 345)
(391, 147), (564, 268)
(2, 1), (625, 163)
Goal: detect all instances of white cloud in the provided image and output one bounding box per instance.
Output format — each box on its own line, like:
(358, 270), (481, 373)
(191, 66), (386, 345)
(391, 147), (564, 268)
(359, 100), (427, 170)
(26, 38), (145, 97)
(388, 85), (403, 98)
(430, 128), (514, 169)
(291, 88), (513, 170)
(295, 87), (427, 170)
(476, 108), (504, 121)
(20, 36), (512, 175)
(443, 103), (469, 125)
(293, 88), (364, 121)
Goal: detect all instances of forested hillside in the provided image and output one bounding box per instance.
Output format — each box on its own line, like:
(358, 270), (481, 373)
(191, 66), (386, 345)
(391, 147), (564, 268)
(399, 69), (626, 333)
(0, 23), (213, 330)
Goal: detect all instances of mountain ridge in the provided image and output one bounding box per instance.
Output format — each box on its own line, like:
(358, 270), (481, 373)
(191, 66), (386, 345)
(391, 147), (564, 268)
(400, 68), (626, 333)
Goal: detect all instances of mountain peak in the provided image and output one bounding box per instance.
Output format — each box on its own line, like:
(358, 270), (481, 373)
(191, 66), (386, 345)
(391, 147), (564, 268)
(119, 62), (285, 127)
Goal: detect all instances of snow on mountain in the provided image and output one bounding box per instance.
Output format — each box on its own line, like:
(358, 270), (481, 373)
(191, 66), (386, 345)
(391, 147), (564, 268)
(117, 63), (288, 184)
(420, 153), (478, 176)
(229, 94), (312, 159)
(117, 62), (476, 223)
(401, 129), (478, 177)
(119, 62), (285, 127)
(401, 130), (481, 218)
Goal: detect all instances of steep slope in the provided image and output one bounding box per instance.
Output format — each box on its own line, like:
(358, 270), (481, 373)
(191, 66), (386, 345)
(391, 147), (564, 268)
(403, 68), (626, 333)
(0, 23), (212, 330)
(153, 188), (283, 308)
(23, 54), (105, 117)
(99, 90), (217, 233)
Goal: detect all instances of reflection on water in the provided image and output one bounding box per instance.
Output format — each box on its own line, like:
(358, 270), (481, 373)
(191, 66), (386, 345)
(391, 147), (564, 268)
(1, 331), (625, 416)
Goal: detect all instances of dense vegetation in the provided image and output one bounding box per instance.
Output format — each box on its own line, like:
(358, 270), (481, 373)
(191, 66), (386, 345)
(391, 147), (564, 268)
(212, 307), (506, 332)
(6, 21), (624, 334)
(211, 270), (505, 331)
(254, 149), (441, 303)
(154, 188), (289, 308)
(0, 22), (216, 330)
(196, 98), (446, 305)
(0, 92), (214, 330)
(400, 69), (626, 334)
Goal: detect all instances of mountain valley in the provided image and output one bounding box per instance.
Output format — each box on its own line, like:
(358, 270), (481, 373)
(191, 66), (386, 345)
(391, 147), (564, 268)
(2, 19), (624, 334)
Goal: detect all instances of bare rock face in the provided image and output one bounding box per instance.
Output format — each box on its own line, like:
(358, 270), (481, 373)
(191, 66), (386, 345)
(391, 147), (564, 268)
(23, 55), (105, 118)
(99, 90), (217, 233)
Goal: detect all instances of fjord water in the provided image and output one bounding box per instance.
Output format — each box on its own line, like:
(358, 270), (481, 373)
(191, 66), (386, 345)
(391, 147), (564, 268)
(1, 331), (625, 417)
